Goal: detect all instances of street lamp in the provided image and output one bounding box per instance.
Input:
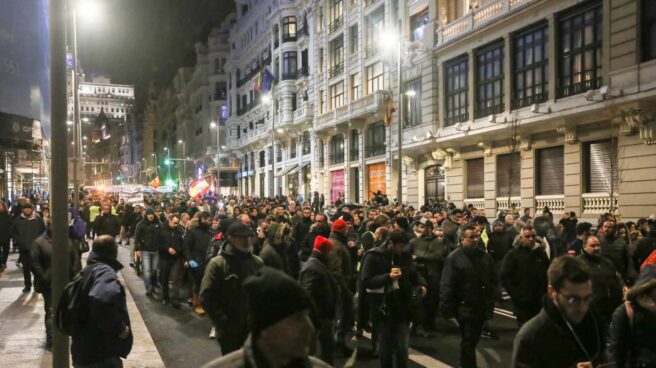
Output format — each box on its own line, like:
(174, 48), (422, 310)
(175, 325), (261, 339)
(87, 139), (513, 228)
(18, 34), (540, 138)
(263, 91), (275, 197)
(163, 147), (171, 183)
(178, 139), (186, 188)
(379, 25), (404, 204)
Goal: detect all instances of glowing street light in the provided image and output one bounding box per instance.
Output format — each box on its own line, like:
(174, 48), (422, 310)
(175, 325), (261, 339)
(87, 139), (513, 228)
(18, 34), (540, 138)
(405, 90), (417, 97)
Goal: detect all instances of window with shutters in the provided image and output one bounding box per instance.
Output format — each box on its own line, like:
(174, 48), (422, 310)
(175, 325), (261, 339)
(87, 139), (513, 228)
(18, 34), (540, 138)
(476, 41), (504, 118)
(584, 140), (618, 193)
(466, 158), (484, 198)
(537, 146), (564, 195)
(496, 153), (521, 197)
(558, 2), (602, 97)
(444, 55), (469, 125)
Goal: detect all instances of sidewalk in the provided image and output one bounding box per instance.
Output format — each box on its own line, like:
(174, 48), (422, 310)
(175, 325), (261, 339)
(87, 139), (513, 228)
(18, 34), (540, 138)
(0, 251), (164, 368)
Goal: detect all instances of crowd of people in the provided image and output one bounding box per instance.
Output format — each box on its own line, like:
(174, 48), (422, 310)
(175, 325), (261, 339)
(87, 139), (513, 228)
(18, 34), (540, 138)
(1, 191), (656, 368)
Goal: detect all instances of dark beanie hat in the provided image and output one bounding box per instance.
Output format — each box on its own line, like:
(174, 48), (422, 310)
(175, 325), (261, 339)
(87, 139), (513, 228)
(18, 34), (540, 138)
(243, 267), (313, 332)
(145, 208), (155, 215)
(340, 212), (354, 223)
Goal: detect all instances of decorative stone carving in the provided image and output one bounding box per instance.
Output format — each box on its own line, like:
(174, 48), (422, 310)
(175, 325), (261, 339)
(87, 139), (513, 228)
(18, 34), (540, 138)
(520, 135), (531, 151)
(557, 126), (578, 144)
(628, 109), (656, 144)
(445, 148), (461, 160)
(444, 155), (453, 170)
(402, 156), (417, 173)
(477, 141), (492, 156)
(431, 148), (448, 161)
(438, 6), (448, 26)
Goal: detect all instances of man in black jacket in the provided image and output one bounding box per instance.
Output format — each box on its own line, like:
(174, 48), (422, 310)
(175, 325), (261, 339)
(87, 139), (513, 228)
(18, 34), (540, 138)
(200, 222), (263, 355)
(0, 201), (12, 271)
(134, 208), (162, 296)
(293, 207), (314, 261)
(440, 209), (463, 256)
(501, 225), (550, 327)
(299, 235), (339, 365)
(440, 224), (497, 368)
(31, 219), (81, 349)
(512, 256), (606, 368)
(409, 217), (444, 333)
(361, 229), (427, 368)
(72, 236), (133, 367)
(11, 203), (46, 292)
(157, 214), (184, 307)
(600, 219), (635, 284)
(184, 211), (213, 316)
(93, 200), (120, 238)
(578, 235), (624, 326)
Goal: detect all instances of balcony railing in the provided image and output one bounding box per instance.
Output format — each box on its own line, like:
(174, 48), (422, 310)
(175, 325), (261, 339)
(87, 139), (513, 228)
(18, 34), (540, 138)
(511, 92), (548, 109)
(364, 44), (378, 58)
(559, 77), (602, 98)
(329, 63), (344, 79)
(213, 91), (227, 101)
(282, 34), (297, 43)
(435, 0), (538, 47)
(328, 16), (344, 34)
(365, 145), (385, 158)
(349, 149), (359, 161)
(496, 196), (521, 213)
(299, 66), (309, 77)
(535, 195), (565, 215)
(314, 91), (387, 131)
(582, 193), (618, 215)
(293, 104), (314, 122)
(444, 112), (469, 126)
(281, 71), (298, 81)
(464, 198), (485, 210)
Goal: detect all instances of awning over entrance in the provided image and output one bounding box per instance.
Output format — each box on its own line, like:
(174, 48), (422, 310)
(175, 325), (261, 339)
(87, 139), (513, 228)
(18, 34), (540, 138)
(276, 164), (297, 177)
(289, 162), (310, 175)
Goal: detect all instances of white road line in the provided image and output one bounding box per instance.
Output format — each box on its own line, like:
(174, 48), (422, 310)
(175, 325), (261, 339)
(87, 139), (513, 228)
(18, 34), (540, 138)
(361, 331), (453, 368)
(494, 308), (517, 320)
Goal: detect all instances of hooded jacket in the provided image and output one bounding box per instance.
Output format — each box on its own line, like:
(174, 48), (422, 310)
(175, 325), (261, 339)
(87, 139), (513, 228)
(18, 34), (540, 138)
(134, 217), (162, 252)
(501, 243), (550, 309)
(607, 265), (656, 368)
(11, 212), (46, 251)
(31, 232), (81, 292)
(71, 251), (132, 366)
(578, 250), (624, 325)
(260, 223), (292, 277)
(512, 295), (607, 368)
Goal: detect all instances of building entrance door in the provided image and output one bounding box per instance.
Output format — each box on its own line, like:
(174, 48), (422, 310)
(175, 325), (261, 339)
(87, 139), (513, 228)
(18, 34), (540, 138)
(425, 165), (445, 207)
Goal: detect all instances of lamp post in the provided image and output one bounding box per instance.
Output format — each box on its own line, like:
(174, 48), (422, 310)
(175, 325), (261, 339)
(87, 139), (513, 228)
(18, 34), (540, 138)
(262, 89), (275, 198)
(151, 152), (158, 178)
(163, 147), (171, 183)
(178, 140), (186, 187)
(210, 121), (220, 193)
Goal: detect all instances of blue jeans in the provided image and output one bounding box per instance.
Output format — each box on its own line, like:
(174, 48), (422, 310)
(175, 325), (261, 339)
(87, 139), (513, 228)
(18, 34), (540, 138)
(141, 251), (159, 291)
(376, 320), (410, 368)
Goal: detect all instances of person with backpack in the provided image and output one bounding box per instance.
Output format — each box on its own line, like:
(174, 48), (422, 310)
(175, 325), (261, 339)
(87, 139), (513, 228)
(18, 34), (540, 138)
(70, 235), (133, 367)
(31, 218), (80, 350)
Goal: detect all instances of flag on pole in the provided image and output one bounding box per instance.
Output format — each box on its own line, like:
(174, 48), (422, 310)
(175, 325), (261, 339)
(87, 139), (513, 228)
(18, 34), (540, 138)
(188, 179), (210, 198)
(150, 176), (161, 188)
(261, 68), (274, 93)
(253, 70), (263, 92)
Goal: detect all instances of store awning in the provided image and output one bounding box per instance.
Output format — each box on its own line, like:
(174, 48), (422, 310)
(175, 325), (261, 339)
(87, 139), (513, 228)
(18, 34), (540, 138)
(289, 162), (310, 175)
(276, 164), (297, 177)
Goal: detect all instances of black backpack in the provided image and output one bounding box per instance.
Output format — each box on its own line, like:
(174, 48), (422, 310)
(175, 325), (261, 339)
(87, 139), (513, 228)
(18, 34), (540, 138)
(54, 264), (100, 336)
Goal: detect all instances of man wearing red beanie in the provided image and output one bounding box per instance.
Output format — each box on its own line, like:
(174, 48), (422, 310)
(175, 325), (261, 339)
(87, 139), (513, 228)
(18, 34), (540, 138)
(329, 218), (355, 355)
(300, 236), (339, 364)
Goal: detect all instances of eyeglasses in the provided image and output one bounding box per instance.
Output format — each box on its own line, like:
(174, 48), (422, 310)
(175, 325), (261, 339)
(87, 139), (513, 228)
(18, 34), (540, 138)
(560, 293), (593, 306)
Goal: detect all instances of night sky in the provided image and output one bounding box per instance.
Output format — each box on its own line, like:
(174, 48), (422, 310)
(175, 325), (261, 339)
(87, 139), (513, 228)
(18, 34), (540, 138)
(76, 0), (234, 113)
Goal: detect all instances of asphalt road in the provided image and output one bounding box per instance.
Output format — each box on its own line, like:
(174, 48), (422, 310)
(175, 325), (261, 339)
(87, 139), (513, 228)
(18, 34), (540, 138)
(118, 245), (518, 368)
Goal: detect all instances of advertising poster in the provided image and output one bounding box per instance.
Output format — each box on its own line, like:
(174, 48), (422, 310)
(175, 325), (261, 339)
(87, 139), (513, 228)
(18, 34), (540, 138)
(368, 163), (386, 198)
(330, 169), (344, 204)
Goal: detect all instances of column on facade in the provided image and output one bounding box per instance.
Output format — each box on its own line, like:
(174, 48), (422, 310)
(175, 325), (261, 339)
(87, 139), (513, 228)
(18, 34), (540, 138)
(520, 145), (535, 212)
(445, 155), (464, 206)
(564, 140), (582, 217)
(338, 126), (349, 203)
(484, 152), (497, 218)
(547, 15), (557, 104)
(359, 125), (366, 203)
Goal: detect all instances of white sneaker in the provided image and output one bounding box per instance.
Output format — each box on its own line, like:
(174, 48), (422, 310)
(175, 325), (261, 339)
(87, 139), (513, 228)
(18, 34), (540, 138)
(209, 327), (216, 339)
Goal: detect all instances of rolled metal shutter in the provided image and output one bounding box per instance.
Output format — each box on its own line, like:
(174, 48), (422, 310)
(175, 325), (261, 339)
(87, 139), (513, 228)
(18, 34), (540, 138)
(587, 140), (615, 193)
(497, 153), (521, 197)
(537, 146), (564, 195)
(466, 158), (484, 198)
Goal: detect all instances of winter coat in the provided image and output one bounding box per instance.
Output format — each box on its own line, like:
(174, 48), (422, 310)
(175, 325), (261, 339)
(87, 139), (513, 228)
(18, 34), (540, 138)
(601, 235), (635, 284)
(607, 265), (656, 368)
(183, 223), (213, 265)
(200, 243), (263, 343)
(134, 218), (162, 252)
(578, 251), (624, 325)
(71, 251), (132, 366)
(299, 252), (338, 321)
(328, 232), (354, 291)
(360, 243), (426, 323)
(93, 212), (121, 237)
(201, 335), (331, 368)
(440, 246), (497, 321)
(440, 218), (460, 255)
(0, 209), (13, 243)
(410, 234), (445, 287)
(31, 233), (81, 292)
(260, 242), (292, 277)
(512, 296), (607, 368)
(294, 218), (314, 261)
(501, 244), (550, 309)
(487, 231), (513, 263)
(632, 235), (656, 273)
(11, 213), (46, 251)
(157, 224), (184, 260)
(122, 212), (143, 238)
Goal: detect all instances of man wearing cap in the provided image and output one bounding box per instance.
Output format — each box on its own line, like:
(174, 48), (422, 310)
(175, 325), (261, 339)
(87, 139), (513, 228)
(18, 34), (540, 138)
(11, 203), (45, 292)
(202, 267), (330, 368)
(329, 218), (355, 355)
(410, 217), (445, 334)
(134, 208), (162, 296)
(200, 221), (263, 355)
(300, 236), (339, 364)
